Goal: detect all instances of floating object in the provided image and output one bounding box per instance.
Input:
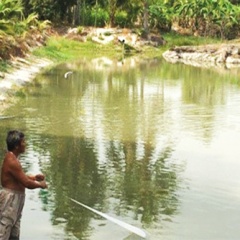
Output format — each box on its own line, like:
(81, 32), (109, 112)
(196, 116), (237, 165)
(64, 71), (73, 78)
(69, 198), (147, 238)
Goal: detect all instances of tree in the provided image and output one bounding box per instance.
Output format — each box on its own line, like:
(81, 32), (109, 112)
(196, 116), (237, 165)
(108, 0), (117, 26)
(143, 0), (149, 36)
(173, 0), (240, 39)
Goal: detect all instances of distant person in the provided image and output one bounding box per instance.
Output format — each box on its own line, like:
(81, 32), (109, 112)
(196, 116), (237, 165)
(0, 130), (47, 240)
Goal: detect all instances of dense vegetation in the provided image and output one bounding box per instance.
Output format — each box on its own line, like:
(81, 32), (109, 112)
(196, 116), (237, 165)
(1, 0), (240, 63)
(20, 0), (240, 39)
(0, 0), (51, 61)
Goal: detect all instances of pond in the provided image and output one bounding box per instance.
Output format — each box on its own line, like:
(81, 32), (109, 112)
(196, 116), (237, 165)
(0, 56), (240, 240)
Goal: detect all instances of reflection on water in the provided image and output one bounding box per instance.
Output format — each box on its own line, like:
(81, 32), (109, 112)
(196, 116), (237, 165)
(1, 57), (240, 239)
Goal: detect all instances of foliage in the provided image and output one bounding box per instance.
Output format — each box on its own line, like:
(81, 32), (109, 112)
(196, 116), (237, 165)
(17, 0), (240, 40)
(148, 1), (173, 31)
(24, 0), (75, 22)
(229, 0), (240, 4)
(173, 0), (240, 39)
(28, 0), (57, 21)
(121, 1), (142, 27)
(83, 6), (109, 27)
(114, 10), (128, 27)
(0, 0), (23, 35)
(0, 0), (51, 60)
(0, 0), (23, 19)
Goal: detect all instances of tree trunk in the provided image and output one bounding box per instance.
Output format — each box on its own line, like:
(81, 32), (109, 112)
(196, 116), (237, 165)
(109, 0), (117, 27)
(75, 0), (81, 25)
(143, 0), (149, 38)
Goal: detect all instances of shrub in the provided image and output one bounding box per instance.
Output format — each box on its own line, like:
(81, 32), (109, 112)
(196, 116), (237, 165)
(84, 6), (109, 27)
(115, 10), (128, 28)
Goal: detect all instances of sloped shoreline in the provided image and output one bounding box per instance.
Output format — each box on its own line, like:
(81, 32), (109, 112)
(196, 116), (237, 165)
(0, 57), (53, 114)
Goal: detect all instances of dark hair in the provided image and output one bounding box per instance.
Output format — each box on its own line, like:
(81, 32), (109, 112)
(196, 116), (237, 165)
(6, 130), (25, 151)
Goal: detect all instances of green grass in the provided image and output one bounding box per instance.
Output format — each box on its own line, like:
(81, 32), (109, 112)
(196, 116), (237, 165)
(0, 61), (7, 72)
(15, 32), (225, 66)
(33, 33), (222, 62)
(33, 36), (122, 62)
(162, 32), (222, 49)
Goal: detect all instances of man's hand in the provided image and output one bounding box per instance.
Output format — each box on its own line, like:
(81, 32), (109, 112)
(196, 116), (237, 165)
(35, 174), (45, 182)
(39, 180), (48, 189)
(27, 173), (47, 189)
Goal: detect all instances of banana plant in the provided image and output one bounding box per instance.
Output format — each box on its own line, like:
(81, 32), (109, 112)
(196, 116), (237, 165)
(173, 0), (240, 39)
(212, 0), (240, 38)
(148, 1), (173, 31)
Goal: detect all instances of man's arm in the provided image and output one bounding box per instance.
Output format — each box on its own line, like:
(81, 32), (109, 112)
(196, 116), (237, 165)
(8, 158), (47, 189)
(27, 174), (45, 182)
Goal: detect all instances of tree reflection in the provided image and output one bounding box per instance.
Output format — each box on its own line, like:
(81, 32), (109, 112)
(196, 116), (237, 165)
(40, 132), (180, 239)
(24, 58), (183, 238)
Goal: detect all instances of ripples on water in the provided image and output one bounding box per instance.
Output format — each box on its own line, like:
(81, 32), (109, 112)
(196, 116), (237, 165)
(0, 58), (240, 239)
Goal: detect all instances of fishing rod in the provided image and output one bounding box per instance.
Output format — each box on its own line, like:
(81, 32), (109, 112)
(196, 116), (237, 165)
(69, 198), (147, 239)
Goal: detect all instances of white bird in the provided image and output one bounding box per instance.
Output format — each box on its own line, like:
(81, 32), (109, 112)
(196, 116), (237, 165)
(64, 71), (73, 79)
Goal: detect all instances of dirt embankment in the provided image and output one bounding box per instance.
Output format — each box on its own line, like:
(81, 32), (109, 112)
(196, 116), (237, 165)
(0, 57), (53, 114)
(0, 28), (57, 114)
(163, 43), (240, 69)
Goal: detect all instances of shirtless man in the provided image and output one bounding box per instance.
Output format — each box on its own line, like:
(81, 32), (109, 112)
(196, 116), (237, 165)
(0, 130), (47, 240)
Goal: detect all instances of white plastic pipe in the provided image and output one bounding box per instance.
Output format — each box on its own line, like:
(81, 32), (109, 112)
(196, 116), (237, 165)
(69, 198), (147, 238)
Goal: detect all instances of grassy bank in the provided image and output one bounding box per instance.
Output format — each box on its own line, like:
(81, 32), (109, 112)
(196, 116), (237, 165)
(0, 31), (222, 72)
(33, 36), (123, 62)
(32, 32), (221, 63)
(163, 32), (221, 48)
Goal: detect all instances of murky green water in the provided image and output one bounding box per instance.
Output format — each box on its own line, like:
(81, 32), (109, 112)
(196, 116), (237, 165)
(1, 57), (240, 240)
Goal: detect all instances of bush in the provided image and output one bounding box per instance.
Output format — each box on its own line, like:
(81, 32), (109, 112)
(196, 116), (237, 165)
(149, 3), (172, 32)
(115, 10), (128, 28)
(84, 6), (109, 27)
(173, 0), (240, 39)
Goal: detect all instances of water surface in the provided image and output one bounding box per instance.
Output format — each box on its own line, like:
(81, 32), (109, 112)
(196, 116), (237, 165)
(0, 57), (240, 240)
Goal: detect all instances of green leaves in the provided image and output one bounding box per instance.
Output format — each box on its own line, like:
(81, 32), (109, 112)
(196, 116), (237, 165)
(0, 0), (24, 36)
(173, 0), (240, 39)
(0, 0), (23, 19)
(148, 2), (173, 31)
(0, 0), (51, 60)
